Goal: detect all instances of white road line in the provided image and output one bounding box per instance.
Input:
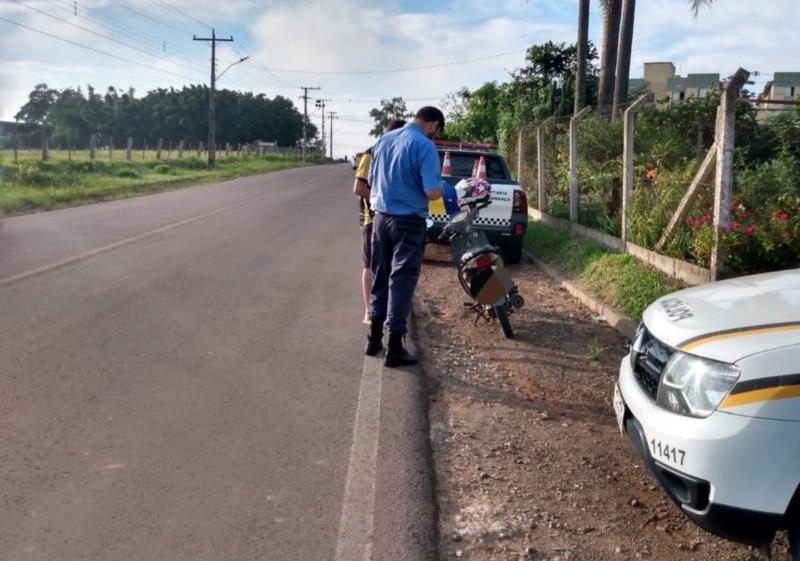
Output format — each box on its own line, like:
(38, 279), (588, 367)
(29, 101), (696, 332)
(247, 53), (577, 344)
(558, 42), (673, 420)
(335, 356), (383, 561)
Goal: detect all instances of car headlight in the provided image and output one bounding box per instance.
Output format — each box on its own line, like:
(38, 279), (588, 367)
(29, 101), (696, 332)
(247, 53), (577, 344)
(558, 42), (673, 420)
(656, 352), (740, 418)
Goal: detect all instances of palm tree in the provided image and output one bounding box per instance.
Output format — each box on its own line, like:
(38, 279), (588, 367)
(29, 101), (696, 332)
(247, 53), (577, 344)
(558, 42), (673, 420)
(597, 0), (622, 112)
(611, 0), (636, 119)
(689, 0), (716, 17)
(574, 0), (590, 112)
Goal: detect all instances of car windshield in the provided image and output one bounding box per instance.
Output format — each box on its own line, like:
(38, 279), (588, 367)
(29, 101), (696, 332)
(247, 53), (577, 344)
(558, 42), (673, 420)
(439, 153), (509, 180)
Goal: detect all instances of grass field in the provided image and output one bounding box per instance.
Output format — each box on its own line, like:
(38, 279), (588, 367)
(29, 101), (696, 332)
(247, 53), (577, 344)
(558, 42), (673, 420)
(0, 150), (314, 215)
(524, 220), (683, 320)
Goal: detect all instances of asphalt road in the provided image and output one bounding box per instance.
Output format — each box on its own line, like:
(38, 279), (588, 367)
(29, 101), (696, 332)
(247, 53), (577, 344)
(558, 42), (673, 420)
(0, 164), (436, 561)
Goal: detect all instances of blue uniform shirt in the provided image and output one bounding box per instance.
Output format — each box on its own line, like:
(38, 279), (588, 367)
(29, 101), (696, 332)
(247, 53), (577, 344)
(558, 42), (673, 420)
(369, 123), (442, 218)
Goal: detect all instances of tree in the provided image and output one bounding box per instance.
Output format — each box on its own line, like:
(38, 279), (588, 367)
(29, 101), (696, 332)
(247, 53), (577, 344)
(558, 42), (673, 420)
(612, 0), (636, 119)
(689, 0), (716, 17)
(12, 83), (312, 150)
(15, 84), (57, 125)
(597, 0), (622, 112)
(574, 0), (590, 113)
(441, 82), (502, 143)
(368, 97), (413, 137)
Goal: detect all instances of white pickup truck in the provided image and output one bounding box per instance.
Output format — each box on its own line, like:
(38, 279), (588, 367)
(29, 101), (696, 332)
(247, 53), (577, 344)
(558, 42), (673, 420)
(427, 141), (528, 264)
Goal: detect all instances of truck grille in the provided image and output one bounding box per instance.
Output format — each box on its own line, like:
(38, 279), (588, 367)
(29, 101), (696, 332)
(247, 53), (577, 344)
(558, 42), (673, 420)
(630, 328), (673, 400)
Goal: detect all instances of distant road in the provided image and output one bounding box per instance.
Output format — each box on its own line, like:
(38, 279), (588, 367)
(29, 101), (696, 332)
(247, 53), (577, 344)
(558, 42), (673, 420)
(0, 164), (435, 561)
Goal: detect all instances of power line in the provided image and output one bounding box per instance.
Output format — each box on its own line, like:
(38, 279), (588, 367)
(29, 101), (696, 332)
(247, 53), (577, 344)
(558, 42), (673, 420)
(11, 0), (205, 76)
(260, 49), (527, 76)
(0, 15), (198, 81)
(59, 0), (207, 63)
(108, 0), (194, 36)
(149, 0), (213, 31)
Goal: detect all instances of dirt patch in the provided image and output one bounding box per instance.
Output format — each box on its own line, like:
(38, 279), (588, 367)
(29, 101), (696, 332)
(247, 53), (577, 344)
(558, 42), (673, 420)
(417, 251), (787, 561)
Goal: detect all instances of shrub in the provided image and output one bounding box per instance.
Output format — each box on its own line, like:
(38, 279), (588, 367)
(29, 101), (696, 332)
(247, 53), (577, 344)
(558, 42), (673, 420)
(153, 164), (172, 174)
(115, 167), (141, 178)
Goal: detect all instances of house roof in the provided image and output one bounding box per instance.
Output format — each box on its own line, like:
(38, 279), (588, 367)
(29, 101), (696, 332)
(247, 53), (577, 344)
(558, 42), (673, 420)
(667, 77), (687, 91)
(667, 73), (720, 92)
(773, 72), (800, 86)
(628, 78), (648, 95)
(685, 74), (720, 88)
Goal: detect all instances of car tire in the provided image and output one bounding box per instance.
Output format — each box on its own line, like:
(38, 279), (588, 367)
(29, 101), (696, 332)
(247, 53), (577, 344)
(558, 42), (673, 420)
(790, 524), (800, 561)
(501, 241), (523, 265)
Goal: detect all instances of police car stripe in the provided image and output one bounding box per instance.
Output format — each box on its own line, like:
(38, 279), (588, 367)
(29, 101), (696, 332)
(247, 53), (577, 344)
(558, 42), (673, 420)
(678, 322), (800, 352)
(729, 373), (800, 395)
(720, 384), (800, 409)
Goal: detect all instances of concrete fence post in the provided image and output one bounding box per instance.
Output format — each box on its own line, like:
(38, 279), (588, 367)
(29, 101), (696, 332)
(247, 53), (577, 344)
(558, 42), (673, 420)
(109, 137), (113, 161)
(517, 127), (525, 184)
(178, 140), (184, 159)
(13, 120), (18, 162)
(536, 117), (554, 212)
(89, 134), (97, 160)
(621, 93), (653, 244)
(569, 106), (592, 223)
(126, 137), (133, 161)
(156, 138), (163, 160)
(710, 68), (750, 280)
(198, 141), (204, 157)
(41, 128), (49, 161)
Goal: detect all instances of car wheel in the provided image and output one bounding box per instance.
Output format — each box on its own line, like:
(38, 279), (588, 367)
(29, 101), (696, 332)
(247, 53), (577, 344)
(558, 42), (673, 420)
(790, 525), (800, 561)
(501, 241), (523, 265)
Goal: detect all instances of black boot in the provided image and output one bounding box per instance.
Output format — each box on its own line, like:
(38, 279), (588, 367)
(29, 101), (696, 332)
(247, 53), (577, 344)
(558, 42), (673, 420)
(384, 333), (417, 367)
(364, 320), (384, 356)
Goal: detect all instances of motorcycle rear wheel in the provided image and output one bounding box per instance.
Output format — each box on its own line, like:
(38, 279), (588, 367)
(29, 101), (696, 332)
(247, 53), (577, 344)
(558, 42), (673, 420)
(494, 304), (514, 339)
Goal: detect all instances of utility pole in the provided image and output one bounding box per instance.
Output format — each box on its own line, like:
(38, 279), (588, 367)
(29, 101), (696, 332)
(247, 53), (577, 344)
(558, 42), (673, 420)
(315, 98), (331, 159)
(299, 86), (321, 160)
(327, 111), (338, 160)
(194, 28), (233, 169)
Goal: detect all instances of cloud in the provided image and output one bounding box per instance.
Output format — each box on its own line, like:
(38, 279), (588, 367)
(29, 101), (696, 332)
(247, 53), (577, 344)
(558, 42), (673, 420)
(0, 0), (798, 156)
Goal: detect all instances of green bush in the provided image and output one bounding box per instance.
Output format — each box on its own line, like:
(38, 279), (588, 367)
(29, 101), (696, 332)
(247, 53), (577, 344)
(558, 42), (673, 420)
(17, 161), (56, 186)
(525, 220), (681, 320)
(531, 99), (800, 276)
(180, 157), (207, 170)
(153, 164), (172, 174)
(115, 167), (141, 178)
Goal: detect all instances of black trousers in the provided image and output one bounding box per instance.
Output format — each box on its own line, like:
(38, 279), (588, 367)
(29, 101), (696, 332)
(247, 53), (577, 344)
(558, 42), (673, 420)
(369, 213), (426, 336)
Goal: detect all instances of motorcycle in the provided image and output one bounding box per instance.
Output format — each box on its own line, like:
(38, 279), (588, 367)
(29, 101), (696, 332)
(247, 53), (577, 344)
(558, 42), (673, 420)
(427, 178), (524, 339)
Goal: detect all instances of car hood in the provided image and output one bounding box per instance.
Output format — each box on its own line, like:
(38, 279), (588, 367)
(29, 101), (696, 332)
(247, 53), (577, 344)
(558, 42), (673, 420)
(642, 269), (800, 363)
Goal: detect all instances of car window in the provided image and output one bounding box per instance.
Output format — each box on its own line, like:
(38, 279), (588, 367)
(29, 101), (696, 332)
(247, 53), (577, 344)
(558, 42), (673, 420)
(438, 153), (509, 180)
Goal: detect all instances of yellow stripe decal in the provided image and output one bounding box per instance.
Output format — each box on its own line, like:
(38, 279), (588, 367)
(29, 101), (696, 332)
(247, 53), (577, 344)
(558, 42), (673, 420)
(720, 385), (800, 409)
(680, 324), (800, 352)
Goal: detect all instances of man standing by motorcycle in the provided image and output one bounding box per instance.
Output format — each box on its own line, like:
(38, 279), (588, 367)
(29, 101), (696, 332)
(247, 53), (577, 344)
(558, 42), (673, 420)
(352, 119), (407, 325)
(365, 106), (445, 367)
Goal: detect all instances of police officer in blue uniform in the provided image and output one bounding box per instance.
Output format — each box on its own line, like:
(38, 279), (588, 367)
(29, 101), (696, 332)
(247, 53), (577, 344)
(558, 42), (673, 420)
(365, 107), (445, 367)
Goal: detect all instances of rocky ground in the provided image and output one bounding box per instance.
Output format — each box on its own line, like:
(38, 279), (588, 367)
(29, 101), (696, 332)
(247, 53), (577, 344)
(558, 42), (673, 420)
(416, 247), (789, 561)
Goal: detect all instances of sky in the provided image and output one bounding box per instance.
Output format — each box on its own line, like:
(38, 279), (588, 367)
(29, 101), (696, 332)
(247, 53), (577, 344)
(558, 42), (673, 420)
(1, 0), (798, 158)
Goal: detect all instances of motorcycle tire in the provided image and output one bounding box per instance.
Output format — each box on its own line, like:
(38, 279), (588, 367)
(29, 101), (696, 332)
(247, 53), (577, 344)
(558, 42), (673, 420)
(494, 304), (514, 339)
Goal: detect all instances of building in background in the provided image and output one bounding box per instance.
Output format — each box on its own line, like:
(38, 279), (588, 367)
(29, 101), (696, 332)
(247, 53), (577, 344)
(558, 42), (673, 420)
(667, 74), (721, 102)
(627, 62), (720, 105)
(0, 121), (15, 149)
(758, 73), (800, 115)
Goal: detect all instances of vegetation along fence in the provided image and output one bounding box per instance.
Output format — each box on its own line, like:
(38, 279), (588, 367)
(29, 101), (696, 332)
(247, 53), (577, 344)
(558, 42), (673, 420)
(512, 68), (800, 284)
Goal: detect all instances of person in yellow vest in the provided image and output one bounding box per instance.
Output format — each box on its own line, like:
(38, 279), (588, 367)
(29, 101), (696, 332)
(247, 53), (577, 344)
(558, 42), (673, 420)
(352, 118), (407, 324)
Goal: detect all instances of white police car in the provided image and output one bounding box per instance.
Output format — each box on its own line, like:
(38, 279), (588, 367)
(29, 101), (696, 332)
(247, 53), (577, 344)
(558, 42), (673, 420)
(615, 269), (800, 556)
